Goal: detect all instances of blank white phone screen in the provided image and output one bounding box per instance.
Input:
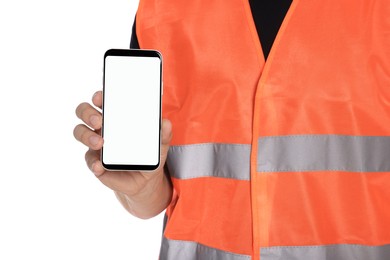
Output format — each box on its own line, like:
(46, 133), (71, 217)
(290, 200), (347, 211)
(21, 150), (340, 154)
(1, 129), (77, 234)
(103, 55), (161, 166)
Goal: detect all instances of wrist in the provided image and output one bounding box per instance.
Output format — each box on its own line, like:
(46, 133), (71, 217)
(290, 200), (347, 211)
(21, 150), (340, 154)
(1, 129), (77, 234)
(116, 169), (172, 219)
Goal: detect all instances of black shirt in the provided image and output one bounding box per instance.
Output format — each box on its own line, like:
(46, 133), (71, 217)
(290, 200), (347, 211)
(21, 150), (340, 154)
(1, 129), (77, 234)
(130, 0), (292, 60)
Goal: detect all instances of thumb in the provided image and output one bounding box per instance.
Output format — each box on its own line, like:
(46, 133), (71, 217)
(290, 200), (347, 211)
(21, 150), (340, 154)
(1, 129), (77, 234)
(160, 119), (173, 164)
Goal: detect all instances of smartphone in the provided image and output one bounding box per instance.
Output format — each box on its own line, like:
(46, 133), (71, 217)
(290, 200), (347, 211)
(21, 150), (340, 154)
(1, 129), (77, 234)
(101, 49), (162, 171)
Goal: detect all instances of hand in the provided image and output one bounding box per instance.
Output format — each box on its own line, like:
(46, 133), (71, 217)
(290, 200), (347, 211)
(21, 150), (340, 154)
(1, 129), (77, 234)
(73, 90), (173, 198)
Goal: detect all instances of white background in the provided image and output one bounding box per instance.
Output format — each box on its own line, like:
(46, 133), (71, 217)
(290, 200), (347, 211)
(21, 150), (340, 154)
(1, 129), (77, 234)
(0, 1), (164, 259)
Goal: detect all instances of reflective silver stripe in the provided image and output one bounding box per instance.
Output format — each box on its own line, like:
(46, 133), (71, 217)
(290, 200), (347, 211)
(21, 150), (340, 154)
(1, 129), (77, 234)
(261, 244), (390, 260)
(160, 237), (251, 260)
(257, 135), (390, 172)
(167, 143), (251, 180)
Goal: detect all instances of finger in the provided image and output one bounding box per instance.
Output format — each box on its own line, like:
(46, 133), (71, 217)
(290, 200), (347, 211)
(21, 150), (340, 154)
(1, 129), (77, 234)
(92, 91), (103, 109)
(85, 149), (106, 177)
(98, 120), (173, 190)
(160, 119), (173, 164)
(75, 102), (102, 130)
(85, 149), (148, 193)
(98, 170), (144, 193)
(85, 150), (132, 186)
(161, 119), (173, 145)
(74, 124), (103, 150)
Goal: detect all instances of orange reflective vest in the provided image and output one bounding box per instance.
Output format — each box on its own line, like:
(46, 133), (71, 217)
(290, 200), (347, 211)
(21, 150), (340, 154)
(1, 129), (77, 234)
(136, 0), (390, 259)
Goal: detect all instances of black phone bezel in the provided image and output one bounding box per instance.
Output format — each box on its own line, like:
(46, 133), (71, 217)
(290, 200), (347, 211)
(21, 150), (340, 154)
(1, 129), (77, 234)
(101, 49), (163, 171)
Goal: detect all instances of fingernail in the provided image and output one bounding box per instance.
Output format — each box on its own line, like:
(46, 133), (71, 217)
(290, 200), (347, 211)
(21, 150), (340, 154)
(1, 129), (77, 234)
(89, 135), (100, 146)
(90, 115), (100, 127)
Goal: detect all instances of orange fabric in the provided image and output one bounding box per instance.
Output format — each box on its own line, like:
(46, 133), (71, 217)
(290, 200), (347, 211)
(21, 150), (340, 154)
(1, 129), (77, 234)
(267, 171), (390, 246)
(136, 0), (390, 259)
(165, 178), (253, 255)
(241, 0), (265, 257)
(137, 0), (260, 256)
(247, 0), (300, 257)
(255, 0), (390, 137)
(137, 0), (263, 146)
(251, 0), (390, 253)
